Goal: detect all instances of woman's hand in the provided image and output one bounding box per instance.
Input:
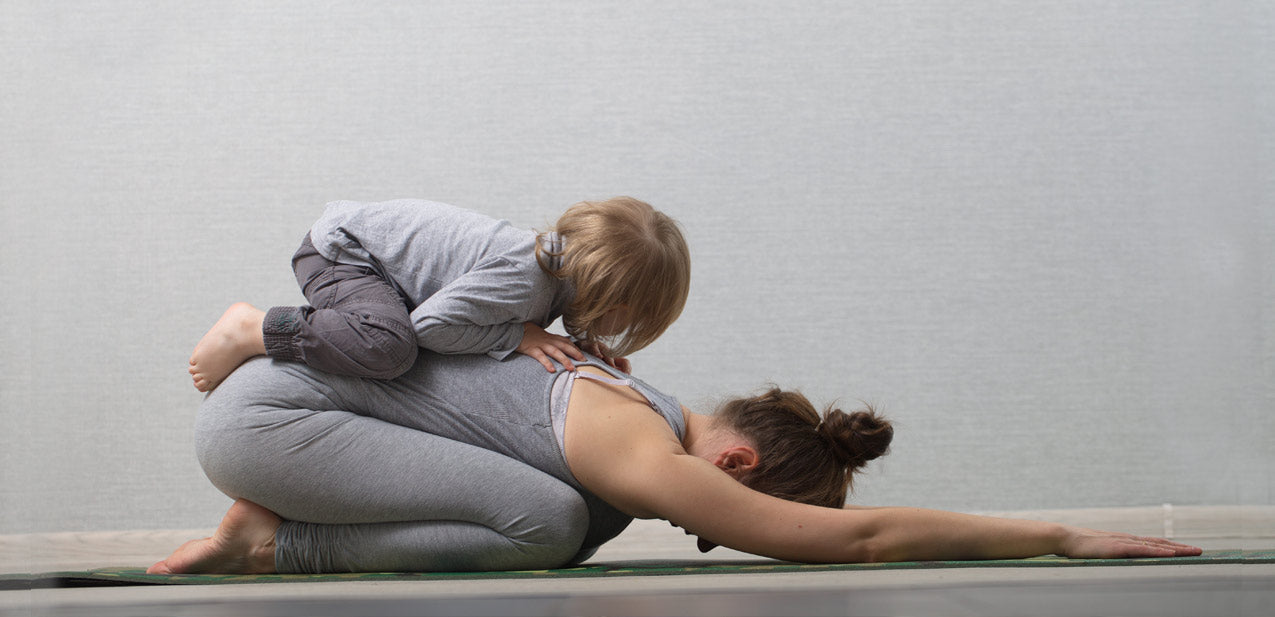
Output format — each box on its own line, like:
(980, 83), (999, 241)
(1058, 526), (1203, 559)
(517, 323), (585, 372)
(578, 340), (631, 373)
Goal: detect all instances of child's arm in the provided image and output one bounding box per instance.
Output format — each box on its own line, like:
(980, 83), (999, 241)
(409, 268), (584, 372)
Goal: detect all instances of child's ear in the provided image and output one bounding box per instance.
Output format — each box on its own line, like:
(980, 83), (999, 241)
(714, 446), (759, 479)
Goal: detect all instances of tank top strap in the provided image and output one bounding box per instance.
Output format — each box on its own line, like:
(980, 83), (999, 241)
(573, 371), (632, 387)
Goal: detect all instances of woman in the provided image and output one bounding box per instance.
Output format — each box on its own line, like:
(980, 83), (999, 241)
(150, 352), (1199, 574)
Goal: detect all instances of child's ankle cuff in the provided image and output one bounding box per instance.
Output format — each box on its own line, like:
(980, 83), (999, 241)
(263, 306), (303, 362)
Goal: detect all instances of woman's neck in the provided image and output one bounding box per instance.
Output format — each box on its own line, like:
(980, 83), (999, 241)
(680, 410), (749, 461)
(680, 408), (712, 454)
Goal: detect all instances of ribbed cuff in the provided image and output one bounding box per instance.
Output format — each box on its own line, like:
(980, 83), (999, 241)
(263, 306), (304, 362)
(273, 520), (307, 574)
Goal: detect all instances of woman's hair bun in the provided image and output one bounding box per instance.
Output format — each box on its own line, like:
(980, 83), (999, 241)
(816, 407), (893, 467)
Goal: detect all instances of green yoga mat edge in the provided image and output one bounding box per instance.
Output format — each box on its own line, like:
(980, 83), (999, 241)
(5, 550), (1272, 589)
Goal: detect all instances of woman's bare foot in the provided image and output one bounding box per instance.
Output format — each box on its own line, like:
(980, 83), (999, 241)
(189, 302), (268, 392)
(147, 499), (281, 575)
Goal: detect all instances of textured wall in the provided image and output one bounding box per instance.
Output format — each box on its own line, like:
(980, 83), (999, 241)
(2, 1), (1271, 533)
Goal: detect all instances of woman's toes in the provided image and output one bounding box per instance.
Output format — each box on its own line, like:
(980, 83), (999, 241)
(146, 560), (173, 575)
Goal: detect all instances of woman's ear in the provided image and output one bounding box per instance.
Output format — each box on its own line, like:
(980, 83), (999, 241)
(713, 446), (759, 479)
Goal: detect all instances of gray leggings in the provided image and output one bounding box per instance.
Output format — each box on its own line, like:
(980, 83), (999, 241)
(196, 358), (589, 573)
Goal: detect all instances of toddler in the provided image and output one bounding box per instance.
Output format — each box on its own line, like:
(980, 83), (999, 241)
(189, 197), (690, 391)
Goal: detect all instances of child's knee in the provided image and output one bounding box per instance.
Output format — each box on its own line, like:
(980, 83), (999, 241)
(374, 341), (417, 379)
(355, 328), (418, 379)
(313, 303), (415, 379)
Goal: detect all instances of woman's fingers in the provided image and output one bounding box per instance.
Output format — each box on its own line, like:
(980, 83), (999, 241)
(1111, 536), (1202, 558)
(1124, 541), (1196, 557)
(1108, 532), (1201, 554)
(1064, 528), (1202, 559)
(1136, 536), (1203, 555)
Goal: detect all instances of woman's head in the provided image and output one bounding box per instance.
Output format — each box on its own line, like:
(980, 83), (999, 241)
(714, 388), (892, 508)
(539, 197), (691, 357)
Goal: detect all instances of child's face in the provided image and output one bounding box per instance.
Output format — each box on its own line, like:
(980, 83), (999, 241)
(592, 305), (631, 337)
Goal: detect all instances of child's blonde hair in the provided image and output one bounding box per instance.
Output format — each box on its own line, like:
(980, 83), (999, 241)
(537, 196), (690, 358)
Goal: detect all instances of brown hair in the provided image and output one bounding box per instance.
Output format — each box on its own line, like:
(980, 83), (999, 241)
(715, 388), (892, 508)
(537, 196), (691, 357)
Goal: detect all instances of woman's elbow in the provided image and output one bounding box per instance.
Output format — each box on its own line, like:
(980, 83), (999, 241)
(836, 524), (893, 564)
(847, 537), (890, 563)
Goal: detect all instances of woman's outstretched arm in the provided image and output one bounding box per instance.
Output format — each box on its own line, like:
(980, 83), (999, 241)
(564, 391), (1201, 564)
(636, 451), (1198, 562)
(818, 506), (1198, 562)
(619, 450), (1198, 562)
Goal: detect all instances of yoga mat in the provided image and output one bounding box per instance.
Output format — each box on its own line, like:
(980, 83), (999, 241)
(5, 550), (1271, 589)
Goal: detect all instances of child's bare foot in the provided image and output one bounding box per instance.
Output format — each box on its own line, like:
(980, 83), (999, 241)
(189, 302), (267, 392)
(146, 499), (281, 575)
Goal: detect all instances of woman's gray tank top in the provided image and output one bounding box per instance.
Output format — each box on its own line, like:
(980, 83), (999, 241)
(365, 350), (686, 553)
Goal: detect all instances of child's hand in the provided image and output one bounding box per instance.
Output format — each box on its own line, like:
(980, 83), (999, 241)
(578, 340), (632, 374)
(517, 323), (586, 372)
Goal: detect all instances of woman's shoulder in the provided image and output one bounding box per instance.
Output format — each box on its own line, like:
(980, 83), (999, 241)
(567, 368), (680, 438)
(562, 369), (690, 518)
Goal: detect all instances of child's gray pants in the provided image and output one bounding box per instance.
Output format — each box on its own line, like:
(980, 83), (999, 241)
(262, 234), (418, 380)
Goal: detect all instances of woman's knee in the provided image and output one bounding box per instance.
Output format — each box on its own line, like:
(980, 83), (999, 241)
(194, 403), (270, 497)
(508, 486), (590, 569)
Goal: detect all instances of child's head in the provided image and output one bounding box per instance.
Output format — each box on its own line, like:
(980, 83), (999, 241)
(538, 196), (690, 358)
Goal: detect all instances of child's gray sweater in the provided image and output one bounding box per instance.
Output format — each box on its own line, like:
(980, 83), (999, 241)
(309, 199), (572, 360)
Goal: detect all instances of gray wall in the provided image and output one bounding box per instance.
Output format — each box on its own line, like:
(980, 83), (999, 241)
(2, 1), (1271, 534)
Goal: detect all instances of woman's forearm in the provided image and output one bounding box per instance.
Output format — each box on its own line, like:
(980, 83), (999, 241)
(853, 507), (1069, 562)
(847, 506), (1202, 562)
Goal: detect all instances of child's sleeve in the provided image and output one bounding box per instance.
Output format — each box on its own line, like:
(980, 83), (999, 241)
(409, 258), (535, 359)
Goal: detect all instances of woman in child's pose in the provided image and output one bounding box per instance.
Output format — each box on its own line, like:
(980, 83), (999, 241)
(151, 350), (1201, 574)
(189, 197), (690, 391)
